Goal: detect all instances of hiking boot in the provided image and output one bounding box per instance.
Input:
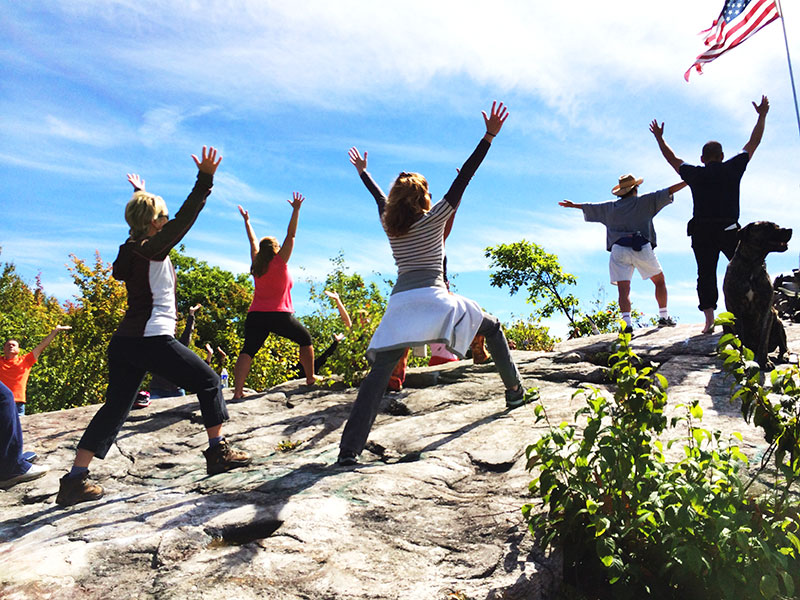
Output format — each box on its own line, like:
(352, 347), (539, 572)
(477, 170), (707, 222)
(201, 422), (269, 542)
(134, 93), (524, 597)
(658, 316), (677, 327)
(55, 471), (104, 506)
(622, 324), (633, 334)
(336, 454), (358, 467)
(203, 440), (252, 475)
(470, 335), (490, 364)
(0, 464), (49, 490)
(505, 385), (527, 409)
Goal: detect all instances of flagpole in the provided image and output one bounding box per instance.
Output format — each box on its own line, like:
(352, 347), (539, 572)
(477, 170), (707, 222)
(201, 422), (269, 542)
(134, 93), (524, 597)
(776, 0), (800, 137)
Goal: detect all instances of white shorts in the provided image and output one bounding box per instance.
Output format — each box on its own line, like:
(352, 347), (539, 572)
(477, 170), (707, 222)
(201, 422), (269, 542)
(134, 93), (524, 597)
(609, 243), (662, 284)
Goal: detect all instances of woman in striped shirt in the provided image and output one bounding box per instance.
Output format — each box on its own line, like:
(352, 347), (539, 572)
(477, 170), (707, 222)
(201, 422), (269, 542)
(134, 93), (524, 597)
(338, 102), (527, 466)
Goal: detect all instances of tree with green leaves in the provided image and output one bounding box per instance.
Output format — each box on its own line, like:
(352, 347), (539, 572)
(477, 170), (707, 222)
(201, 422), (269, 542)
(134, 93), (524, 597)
(485, 239), (581, 329)
(170, 245), (253, 368)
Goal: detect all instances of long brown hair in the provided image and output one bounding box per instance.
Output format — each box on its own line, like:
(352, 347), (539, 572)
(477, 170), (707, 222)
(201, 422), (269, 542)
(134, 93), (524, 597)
(382, 172), (431, 237)
(251, 236), (280, 277)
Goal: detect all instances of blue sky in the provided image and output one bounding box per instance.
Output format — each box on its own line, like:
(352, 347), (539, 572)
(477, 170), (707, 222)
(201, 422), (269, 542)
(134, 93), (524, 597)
(2, 1), (799, 337)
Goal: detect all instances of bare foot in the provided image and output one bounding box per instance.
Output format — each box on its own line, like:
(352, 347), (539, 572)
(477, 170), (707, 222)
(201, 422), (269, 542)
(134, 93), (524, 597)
(701, 308), (715, 334)
(305, 374), (324, 386)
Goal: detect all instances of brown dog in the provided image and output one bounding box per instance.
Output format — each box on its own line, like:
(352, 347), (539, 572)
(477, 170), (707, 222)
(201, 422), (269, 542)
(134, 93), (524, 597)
(723, 221), (792, 369)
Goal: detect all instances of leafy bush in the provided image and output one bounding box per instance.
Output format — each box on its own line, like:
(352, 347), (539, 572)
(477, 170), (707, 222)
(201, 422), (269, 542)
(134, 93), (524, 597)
(716, 312), (800, 503)
(523, 329), (800, 599)
(502, 314), (557, 351)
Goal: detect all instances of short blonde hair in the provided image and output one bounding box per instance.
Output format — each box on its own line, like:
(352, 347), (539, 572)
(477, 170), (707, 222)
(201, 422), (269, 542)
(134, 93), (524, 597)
(125, 191), (168, 239)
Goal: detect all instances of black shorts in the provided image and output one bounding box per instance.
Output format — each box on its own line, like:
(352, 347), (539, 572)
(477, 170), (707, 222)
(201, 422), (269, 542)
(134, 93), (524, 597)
(241, 311), (312, 357)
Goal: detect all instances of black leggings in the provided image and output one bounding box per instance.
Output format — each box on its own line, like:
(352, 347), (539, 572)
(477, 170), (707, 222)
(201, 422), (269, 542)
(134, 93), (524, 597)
(78, 335), (228, 459)
(241, 311), (313, 357)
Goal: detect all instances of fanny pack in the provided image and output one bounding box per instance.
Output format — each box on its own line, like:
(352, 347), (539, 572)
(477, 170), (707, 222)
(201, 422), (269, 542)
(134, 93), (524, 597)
(687, 217), (739, 237)
(614, 233), (649, 251)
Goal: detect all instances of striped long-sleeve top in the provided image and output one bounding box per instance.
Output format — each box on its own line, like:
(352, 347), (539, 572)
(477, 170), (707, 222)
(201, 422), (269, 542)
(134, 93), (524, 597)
(359, 139), (491, 275)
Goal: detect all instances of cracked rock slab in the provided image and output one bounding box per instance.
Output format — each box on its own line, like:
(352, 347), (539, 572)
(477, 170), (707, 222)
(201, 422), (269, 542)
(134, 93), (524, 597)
(1, 322), (792, 599)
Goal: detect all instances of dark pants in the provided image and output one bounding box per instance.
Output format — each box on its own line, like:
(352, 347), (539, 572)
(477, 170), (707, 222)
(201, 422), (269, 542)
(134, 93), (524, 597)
(0, 381), (28, 478)
(339, 313), (521, 459)
(78, 335), (229, 459)
(296, 337), (340, 379)
(691, 228), (739, 311)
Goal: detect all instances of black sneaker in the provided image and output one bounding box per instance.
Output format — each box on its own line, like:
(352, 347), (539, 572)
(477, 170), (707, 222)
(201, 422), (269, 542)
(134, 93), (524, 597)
(56, 471), (104, 506)
(658, 316), (677, 327)
(336, 454), (358, 466)
(622, 325), (633, 334)
(203, 440), (252, 475)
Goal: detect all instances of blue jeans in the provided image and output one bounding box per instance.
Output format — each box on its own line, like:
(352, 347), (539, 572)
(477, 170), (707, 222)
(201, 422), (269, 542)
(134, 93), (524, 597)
(339, 312), (521, 459)
(0, 381), (30, 479)
(77, 335), (229, 459)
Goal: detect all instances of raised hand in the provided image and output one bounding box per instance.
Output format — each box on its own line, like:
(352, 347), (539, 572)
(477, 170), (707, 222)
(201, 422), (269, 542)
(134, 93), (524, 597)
(238, 205), (249, 221)
(559, 200), (581, 209)
(324, 289), (340, 301)
(54, 325), (72, 332)
(189, 304), (202, 315)
(753, 95), (769, 117)
(348, 147), (368, 174)
(288, 191), (305, 210)
(192, 146), (222, 175)
(482, 101), (509, 137)
(649, 119), (665, 139)
(127, 173), (146, 191)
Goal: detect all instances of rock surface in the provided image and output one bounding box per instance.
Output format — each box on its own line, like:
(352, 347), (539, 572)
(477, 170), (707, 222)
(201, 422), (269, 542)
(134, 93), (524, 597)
(0, 323), (793, 599)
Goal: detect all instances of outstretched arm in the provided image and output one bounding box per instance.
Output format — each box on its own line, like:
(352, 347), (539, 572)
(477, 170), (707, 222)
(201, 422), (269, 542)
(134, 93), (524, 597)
(559, 199), (585, 209)
(138, 146), (222, 261)
(238, 205), (259, 263)
(742, 95), (769, 158)
(324, 290), (352, 329)
(349, 146), (387, 216)
(444, 101), (509, 211)
(667, 181), (688, 195)
(649, 120), (683, 174)
(32, 325), (71, 360)
(277, 192), (304, 263)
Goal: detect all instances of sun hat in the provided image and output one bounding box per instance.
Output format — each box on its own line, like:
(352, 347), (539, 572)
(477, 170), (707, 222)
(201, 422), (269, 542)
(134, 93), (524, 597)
(612, 173), (644, 196)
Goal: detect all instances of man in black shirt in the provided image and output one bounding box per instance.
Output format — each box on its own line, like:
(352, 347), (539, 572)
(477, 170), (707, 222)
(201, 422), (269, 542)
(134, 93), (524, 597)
(650, 96), (769, 334)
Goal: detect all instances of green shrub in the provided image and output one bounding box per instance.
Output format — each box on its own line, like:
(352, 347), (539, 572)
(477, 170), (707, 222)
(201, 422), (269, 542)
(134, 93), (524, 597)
(523, 328), (800, 599)
(502, 314), (557, 351)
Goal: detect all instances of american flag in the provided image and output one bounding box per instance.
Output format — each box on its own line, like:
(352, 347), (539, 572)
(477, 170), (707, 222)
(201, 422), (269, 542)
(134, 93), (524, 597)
(685, 0), (780, 80)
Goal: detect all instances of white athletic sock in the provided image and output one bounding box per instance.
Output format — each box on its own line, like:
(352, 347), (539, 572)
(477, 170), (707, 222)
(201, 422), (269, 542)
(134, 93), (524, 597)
(659, 307), (669, 318)
(621, 312), (632, 326)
